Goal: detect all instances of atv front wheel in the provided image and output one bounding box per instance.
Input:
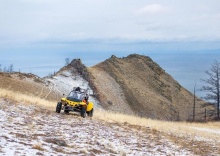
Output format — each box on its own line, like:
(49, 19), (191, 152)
(87, 108), (94, 117)
(56, 102), (62, 113)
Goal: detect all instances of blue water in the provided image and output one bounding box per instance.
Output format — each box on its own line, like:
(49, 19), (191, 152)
(1, 50), (220, 98)
(147, 51), (219, 95)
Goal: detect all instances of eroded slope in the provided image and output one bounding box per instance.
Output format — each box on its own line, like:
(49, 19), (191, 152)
(90, 54), (211, 120)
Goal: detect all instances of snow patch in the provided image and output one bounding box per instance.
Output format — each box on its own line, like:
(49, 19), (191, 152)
(0, 102), (195, 156)
(191, 127), (220, 135)
(45, 69), (100, 108)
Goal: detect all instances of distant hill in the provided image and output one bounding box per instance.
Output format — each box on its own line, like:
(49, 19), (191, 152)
(0, 55), (220, 156)
(89, 54), (213, 121)
(0, 54), (214, 121)
(0, 72), (60, 101)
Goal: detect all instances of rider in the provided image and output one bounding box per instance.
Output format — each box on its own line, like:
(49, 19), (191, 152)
(83, 94), (89, 104)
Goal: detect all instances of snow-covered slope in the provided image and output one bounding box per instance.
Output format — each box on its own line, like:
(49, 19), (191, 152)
(0, 100), (197, 156)
(45, 69), (100, 108)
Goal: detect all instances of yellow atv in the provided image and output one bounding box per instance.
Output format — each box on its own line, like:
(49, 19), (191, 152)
(56, 87), (94, 118)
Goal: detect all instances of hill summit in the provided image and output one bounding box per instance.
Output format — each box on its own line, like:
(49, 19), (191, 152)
(0, 54), (211, 121)
(89, 54), (208, 121)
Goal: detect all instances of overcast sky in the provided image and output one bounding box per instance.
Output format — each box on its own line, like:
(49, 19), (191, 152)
(0, 0), (220, 48)
(1, 0), (220, 95)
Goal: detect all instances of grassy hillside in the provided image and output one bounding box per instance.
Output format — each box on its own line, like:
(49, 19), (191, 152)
(0, 55), (214, 122)
(0, 86), (219, 140)
(0, 57), (219, 155)
(0, 87), (55, 109)
(1, 87), (220, 155)
(91, 54), (214, 121)
(0, 72), (61, 101)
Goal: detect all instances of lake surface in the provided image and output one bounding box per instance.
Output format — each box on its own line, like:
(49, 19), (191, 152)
(0, 51), (220, 98)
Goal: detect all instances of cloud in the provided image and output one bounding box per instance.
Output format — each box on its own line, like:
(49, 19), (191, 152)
(0, 0), (220, 46)
(136, 4), (169, 16)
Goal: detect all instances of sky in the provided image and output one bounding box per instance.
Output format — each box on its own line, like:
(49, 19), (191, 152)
(0, 0), (220, 46)
(0, 0), (220, 96)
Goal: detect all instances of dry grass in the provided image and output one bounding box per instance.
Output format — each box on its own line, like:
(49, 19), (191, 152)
(94, 108), (220, 142)
(0, 73), (61, 101)
(32, 143), (45, 151)
(94, 108), (220, 155)
(0, 87), (55, 110)
(1, 87), (220, 144)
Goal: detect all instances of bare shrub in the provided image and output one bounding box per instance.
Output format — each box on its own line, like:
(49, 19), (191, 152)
(32, 143), (44, 151)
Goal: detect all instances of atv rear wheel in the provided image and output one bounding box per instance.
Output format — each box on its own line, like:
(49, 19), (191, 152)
(56, 102), (62, 113)
(64, 106), (70, 114)
(81, 108), (86, 118)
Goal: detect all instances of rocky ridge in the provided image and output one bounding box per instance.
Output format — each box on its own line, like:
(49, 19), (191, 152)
(0, 54), (214, 121)
(89, 54), (213, 121)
